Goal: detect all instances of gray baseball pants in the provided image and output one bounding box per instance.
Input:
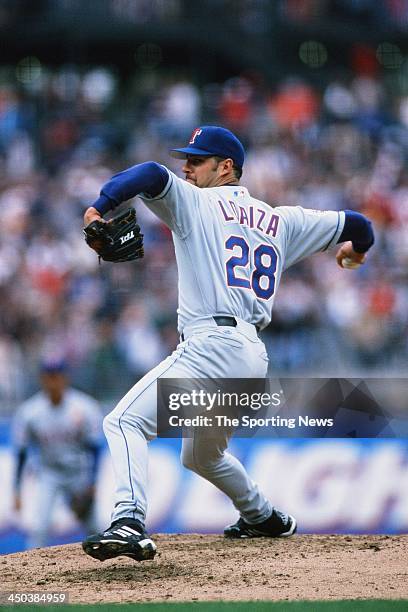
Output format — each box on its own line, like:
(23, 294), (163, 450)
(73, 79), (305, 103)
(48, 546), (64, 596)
(103, 317), (272, 526)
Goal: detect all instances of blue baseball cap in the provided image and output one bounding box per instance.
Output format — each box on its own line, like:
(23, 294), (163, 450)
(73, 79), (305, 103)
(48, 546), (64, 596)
(40, 358), (68, 374)
(171, 126), (245, 169)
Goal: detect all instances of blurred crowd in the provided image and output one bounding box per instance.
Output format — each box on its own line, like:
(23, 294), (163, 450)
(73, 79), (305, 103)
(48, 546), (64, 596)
(0, 59), (407, 414)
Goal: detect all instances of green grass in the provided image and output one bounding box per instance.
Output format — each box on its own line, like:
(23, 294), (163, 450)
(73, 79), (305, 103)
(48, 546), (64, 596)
(1, 600), (407, 611)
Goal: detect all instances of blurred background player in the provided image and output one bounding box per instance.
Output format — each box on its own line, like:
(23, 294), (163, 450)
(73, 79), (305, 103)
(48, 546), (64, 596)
(12, 360), (102, 549)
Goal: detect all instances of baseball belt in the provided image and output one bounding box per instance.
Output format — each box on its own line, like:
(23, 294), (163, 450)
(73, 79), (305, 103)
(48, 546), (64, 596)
(180, 316), (259, 341)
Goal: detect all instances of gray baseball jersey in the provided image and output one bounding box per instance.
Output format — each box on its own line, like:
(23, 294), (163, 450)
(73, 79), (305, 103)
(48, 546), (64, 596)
(140, 169), (345, 333)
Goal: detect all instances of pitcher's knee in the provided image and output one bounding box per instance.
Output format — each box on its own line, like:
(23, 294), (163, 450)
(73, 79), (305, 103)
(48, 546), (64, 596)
(180, 444), (223, 475)
(103, 411), (116, 436)
(180, 446), (196, 472)
(103, 406), (153, 442)
(103, 409), (128, 436)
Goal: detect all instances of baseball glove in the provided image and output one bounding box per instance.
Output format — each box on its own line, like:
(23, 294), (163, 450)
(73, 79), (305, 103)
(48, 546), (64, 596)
(83, 208), (144, 262)
(70, 487), (94, 521)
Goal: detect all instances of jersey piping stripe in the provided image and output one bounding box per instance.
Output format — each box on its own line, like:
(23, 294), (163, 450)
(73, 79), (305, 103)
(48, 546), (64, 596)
(117, 341), (189, 520)
(322, 211), (341, 251)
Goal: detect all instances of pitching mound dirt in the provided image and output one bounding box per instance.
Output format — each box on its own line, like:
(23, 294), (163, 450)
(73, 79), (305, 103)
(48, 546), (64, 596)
(2, 535), (407, 604)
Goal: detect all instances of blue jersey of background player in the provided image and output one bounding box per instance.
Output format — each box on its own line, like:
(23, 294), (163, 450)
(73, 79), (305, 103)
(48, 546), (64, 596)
(13, 359), (103, 549)
(81, 126), (374, 563)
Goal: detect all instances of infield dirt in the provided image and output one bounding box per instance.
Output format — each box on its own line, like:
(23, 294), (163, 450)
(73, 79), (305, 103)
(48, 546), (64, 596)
(2, 535), (407, 604)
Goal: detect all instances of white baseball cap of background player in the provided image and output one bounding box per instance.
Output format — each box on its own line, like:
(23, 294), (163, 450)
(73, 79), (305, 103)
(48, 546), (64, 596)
(170, 125), (245, 171)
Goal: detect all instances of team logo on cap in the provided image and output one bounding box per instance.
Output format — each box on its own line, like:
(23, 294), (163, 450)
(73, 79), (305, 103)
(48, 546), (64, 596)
(189, 128), (202, 144)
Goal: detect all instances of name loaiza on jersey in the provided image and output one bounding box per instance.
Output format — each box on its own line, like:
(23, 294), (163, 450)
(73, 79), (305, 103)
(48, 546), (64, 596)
(217, 199), (280, 238)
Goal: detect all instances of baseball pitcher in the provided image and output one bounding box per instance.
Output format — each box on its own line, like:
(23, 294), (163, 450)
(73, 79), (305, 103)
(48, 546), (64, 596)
(81, 126), (374, 562)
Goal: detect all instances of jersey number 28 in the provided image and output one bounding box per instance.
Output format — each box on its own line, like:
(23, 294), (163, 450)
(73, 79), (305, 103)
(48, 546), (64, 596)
(225, 235), (278, 300)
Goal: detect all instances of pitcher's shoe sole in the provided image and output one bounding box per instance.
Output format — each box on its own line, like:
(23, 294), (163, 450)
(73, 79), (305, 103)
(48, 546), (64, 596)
(82, 536), (156, 561)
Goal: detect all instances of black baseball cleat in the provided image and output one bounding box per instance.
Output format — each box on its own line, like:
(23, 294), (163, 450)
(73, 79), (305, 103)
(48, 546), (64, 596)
(224, 509), (297, 539)
(82, 517), (157, 562)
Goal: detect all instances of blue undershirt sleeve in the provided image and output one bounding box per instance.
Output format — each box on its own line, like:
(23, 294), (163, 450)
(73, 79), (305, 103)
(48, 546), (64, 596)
(337, 210), (375, 253)
(86, 442), (102, 483)
(14, 448), (27, 492)
(92, 162), (169, 215)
